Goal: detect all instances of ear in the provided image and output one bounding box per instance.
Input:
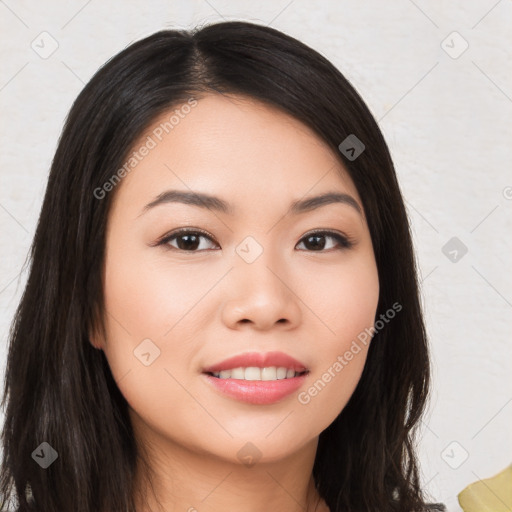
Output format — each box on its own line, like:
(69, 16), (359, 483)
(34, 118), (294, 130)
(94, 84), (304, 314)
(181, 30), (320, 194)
(88, 335), (104, 350)
(88, 319), (106, 351)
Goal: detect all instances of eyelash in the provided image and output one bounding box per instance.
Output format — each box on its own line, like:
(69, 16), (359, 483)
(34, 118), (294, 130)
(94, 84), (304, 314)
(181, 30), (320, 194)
(154, 228), (355, 253)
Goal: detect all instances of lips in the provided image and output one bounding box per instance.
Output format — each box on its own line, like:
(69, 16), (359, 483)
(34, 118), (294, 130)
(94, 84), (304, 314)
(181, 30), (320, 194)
(201, 351), (310, 405)
(203, 372), (308, 405)
(202, 351), (308, 374)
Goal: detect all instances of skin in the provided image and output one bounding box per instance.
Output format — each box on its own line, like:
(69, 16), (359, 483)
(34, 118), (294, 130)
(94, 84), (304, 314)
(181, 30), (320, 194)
(90, 93), (380, 512)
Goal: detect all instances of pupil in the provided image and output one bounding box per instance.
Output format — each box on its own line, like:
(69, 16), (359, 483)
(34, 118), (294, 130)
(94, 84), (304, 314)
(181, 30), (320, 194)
(178, 234), (199, 250)
(306, 235), (324, 250)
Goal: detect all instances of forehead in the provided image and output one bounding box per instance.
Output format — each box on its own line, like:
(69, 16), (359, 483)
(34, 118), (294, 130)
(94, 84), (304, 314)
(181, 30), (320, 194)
(111, 93), (360, 217)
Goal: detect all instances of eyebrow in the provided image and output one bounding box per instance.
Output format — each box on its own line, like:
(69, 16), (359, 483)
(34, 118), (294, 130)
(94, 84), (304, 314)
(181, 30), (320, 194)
(139, 190), (363, 217)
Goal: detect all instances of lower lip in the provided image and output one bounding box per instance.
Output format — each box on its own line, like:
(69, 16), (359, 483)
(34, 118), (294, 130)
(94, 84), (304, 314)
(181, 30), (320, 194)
(202, 372), (308, 405)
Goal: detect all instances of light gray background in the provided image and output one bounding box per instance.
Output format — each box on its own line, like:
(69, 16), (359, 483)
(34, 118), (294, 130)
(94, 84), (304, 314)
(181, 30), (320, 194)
(1, 1), (511, 511)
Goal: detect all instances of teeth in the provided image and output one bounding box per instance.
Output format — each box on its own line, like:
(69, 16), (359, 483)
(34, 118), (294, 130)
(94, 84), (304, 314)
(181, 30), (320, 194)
(230, 367), (245, 379)
(261, 367), (276, 380)
(276, 367), (287, 379)
(211, 366), (304, 381)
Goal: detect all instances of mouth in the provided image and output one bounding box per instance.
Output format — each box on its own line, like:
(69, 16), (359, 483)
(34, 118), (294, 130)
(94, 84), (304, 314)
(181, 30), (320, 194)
(201, 351), (310, 405)
(204, 367), (309, 381)
(202, 369), (309, 405)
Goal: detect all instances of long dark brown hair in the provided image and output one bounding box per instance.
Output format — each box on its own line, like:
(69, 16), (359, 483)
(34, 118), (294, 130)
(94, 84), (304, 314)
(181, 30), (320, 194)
(1, 20), (434, 512)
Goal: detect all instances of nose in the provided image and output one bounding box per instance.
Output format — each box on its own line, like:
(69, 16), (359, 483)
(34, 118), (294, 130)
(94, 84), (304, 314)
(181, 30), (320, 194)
(221, 251), (302, 331)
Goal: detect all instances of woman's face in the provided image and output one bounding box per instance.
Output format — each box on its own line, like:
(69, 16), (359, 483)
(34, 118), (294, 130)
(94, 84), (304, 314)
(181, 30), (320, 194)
(92, 93), (379, 464)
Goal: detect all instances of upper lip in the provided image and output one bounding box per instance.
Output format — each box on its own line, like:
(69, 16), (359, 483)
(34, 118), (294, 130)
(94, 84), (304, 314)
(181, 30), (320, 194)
(202, 351), (308, 373)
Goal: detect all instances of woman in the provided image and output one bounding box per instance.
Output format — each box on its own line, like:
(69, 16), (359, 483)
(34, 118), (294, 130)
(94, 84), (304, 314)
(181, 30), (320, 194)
(0, 20), (444, 512)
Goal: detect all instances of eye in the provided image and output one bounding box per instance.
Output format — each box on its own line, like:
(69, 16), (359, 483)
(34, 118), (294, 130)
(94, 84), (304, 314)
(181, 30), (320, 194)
(296, 230), (354, 251)
(155, 228), (355, 253)
(157, 228), (219, 252)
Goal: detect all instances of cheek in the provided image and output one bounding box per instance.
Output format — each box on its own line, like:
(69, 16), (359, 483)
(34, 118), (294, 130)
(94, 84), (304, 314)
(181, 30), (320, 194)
(102, 243), (214, 343)
(297, 251), (380, 343)
(99, 241), (188, 383)
(296, 343), (369, 438)
(100, 249), (203, 438)
(293, 253), (379, 428)
(100, 242), (218, 410)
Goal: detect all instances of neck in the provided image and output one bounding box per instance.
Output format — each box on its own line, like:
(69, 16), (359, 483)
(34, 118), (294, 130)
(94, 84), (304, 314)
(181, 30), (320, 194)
(131, 416), (328, 512)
